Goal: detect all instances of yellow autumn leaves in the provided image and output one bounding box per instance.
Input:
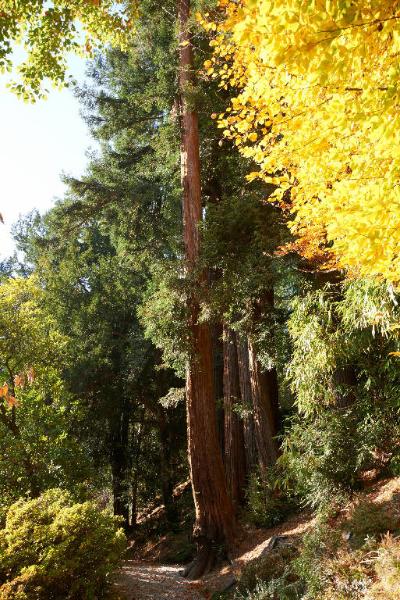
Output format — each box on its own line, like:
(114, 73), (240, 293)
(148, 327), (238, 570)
(200, 0), (400, 283)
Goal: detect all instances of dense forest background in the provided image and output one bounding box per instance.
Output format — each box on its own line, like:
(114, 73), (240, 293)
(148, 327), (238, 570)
(2, 1), (400, 599)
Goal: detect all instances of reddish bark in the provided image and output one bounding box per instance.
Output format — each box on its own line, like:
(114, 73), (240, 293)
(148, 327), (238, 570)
(236, 337), (257, 475)
(223, 326), (247, 509)
(248, 340), (280, 474)
(178, 0), (235, 578)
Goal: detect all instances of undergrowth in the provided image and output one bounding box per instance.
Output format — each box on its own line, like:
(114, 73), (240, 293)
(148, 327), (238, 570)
(232, 486), (400, 600)
(245, 468), (298, 529)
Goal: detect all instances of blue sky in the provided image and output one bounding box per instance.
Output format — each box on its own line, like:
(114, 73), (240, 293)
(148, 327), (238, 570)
(0, 56), (95, 259)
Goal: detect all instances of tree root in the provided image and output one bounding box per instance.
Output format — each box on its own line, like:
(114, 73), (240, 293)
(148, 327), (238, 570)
(182, 539), (218, 580)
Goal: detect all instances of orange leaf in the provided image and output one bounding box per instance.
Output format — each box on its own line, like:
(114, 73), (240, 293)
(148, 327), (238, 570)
(6, 395), (18, 408)
(0, 383), (9, 398)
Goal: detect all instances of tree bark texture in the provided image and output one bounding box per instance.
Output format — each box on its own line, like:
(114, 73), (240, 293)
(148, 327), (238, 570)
(236, 337), (257, 476)
(223, 326), (247, 508)
(212, 321), (225, 452)
(248, 341), (280, 474)
(178, 0), (235, 577)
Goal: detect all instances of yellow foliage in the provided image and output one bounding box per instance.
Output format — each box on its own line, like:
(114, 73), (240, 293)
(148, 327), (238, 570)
(200, 1), (400, 282)
(0, 1), (134, 100)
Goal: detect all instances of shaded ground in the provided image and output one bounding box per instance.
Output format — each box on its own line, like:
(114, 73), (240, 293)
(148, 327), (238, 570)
(115, 510), (314, 599)
(202, 510), (314, 595)
(114, 561), (207, 599)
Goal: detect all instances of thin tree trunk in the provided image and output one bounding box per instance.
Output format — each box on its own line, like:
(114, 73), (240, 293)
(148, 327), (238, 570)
(158, 413), (178, 524)
(178, 0), (235, 578)
(223, 326), (246, 509)
(237, 337), (257, 476)
(131, 413), (145, 529)
(0, 404), (40, 497)
(111, 404), (130, 529)
(112, 465), (129, 529)
(131, 473), (138, 528)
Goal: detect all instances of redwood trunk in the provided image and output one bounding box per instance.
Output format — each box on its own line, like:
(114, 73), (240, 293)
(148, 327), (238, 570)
(212, 322), (225, 452)
(178, 0), (235, 578)
(223, 326), (246, 508)
(248, 341), (280, 474)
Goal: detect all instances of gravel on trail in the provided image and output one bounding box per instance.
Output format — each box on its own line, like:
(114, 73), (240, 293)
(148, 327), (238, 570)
(114, 560), (207, 600)
(115, 510), (316, 599)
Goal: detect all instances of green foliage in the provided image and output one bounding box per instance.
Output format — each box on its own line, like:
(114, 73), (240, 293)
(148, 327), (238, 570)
(0, 489), (126, 600)
(282, 280), (400, 507)
(234, 499), (400, 600)
(245, 468), (297, 529)
(0, 276), (68, 383)
(287, 280), (400, 415)
(372, 534), (400, 598)
(0, 276), (97, 512)
(201, 195), (286, 330)
(284, 495), (399, 600)
(236, 576), (301, 600)
(16, 206), (187, 524)
(292, 520), (342, 598)
(7, 1), (193, 530)
(0, 1), (132, 100)
(280, 402), (395, 507)
(138, 264), (189, 378)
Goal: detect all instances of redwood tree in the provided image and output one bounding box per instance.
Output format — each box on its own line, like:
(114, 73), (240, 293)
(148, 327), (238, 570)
(2, 0), (236, 574)
(178, 0), (235, 578)
(223, 326), (247, 509)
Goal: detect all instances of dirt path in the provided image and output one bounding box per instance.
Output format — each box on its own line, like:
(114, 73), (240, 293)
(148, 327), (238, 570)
(115, 511), (315, 599)
(114, 560), (207, 600)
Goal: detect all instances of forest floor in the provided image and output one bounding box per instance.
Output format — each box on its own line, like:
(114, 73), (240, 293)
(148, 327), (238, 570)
(113, 509), (314, 599)
(114, 561), (206, 599)
(114, 477), (400, 599)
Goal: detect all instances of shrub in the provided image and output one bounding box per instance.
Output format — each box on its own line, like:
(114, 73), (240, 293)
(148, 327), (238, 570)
(280, 398), (400, 510)
(237, 492), (400, 600)
(0, 489), (126, 600)
(292, 520), (342, 598)
(292, 503), (397, 600)
(371, 534), (400, 598)
(236, 576), (302, 600)
(235, 544), (299, 598)
(280, 411), (359, 509)
(245, 468), (298, 529)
